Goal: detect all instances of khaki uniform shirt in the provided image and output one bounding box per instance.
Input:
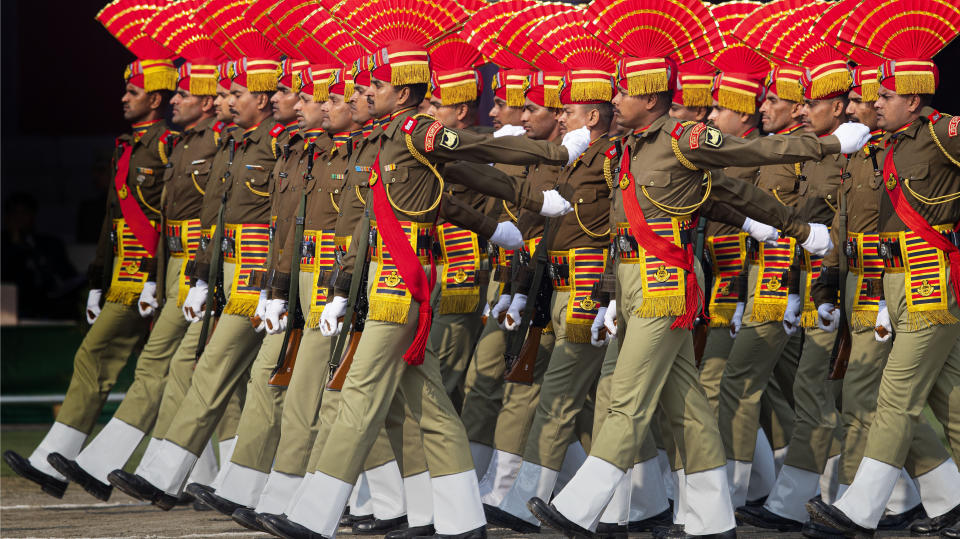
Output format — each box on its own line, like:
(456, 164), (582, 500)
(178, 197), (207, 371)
(163, 117), (220, 221)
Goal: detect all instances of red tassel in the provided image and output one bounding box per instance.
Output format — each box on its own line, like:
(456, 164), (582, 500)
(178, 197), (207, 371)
(670, 245), (703, 331)
(403, 303), (433, 365)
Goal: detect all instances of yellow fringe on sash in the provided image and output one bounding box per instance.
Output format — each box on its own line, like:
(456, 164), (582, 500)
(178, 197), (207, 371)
(369, 299), (410, 325)
(306, 310), (323, 329)
(851, 310), (877, 330)
(635, 295), (686, 318)
(223, 296), (258, 316)
(566, 324), (593, 344)
(107, 218), (153, 305)
(907, 309), (959, 331)
(439, 295), (479, 315)
(105, 288), (142, 306)
(709, 305), (736, 328)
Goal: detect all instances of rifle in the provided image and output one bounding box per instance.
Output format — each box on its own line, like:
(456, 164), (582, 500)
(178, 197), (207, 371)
(196, 191), (227, 361)
(828, 167), (851, 380)
(326, 287), (367, 391)
(692, 216), (710, 368)
(328, 178), (373, 385)
(503, 222), (553, 385)
(269, 144), (314, 386)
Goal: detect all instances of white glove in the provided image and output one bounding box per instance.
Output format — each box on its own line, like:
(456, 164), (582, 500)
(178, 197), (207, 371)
(874, 300), (892, 342)
(319, 296), (348, 337)
(801, 223), (834, 257)
(603, 299), (618, 337)
(742, 217), (779, 247)
(482, 302), (491, 319)
(489, 221), (524, 249)
(832, 122), (871, 154)
(502, 293), (527, 330)
(253, 290), (269, 332)
(137, 281), (159, 318)
(729, 302), (745, 338)
(86, 289), (103, 325)
(182, 280), (209, 323)
(817, 303), (839, 332)
(265, 298), (288, 335)
(561, 126), (592, 166)
(782, 294), (802, 335)
(494, 124), (527, 138)
(490, 294), (512, 325)
(591, 307), (610, 347)
(540, 189), (573, 217)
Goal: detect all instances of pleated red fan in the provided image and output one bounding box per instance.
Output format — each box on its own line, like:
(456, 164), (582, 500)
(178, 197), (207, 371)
(529, 10), (616, 72)
(244, 0), (302, 60)
(453, 0), (486, 15)
(463, 0), (539, 68)
(338, 0), (470, 48)
(586, 0), (722, 64)
(429, 35), (483, 70)
(289, 7), (370, 65)
(194, 0), (280, 60)
(709, 1), (762, 48)
(496, 3), (573, 71)
(711, 45), (770, 78)
(733, 0), (820, 57)
(186, 0), (241, 59)
(97, 0), (176, 60)
(837, 0), (960, 60)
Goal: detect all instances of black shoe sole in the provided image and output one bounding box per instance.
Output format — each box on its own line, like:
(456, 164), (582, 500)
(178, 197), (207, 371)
(735, 508), (802, 532)
(526, 500), (592, 539)
(483, 504), (541, 533)
(3, 451), (68, 498)
(806, 502), (874, 538)
(47, 453), (112, 501)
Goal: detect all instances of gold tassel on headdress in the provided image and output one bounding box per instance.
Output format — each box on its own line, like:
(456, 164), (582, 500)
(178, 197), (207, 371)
(391, 64), (431, 86)
(628, 72), (669, 97)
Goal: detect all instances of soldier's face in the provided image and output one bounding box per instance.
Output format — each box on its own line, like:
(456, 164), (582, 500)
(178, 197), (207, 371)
(271, 84), (299, 124)
(669, 103), (709, 122)
(350, 85), (373, 125)
(846, 90), (879, 131)
(326, 94), (356, 133)
(229, 83), (262, 128)
(297, 92), (326, 132)
(874, 87), (919, 131)
(611, 89), (645, 129)
(559, 104), (589, 133)
(172, 90), (204, 126)
(370, 78), (401, 117)
(801, 98), (845, 136)
(122, 83), (152, 122)
(490, 97), (523, 129)
(214, 85), (234, 122)
(429, 99), (460, 129)
(521, 99), (561, 140)
(708, 105), (749, 137)
(759, 93), (798, 133)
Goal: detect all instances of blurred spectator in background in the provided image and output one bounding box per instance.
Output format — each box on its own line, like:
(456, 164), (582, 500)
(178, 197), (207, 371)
(2, 192), (85, 319)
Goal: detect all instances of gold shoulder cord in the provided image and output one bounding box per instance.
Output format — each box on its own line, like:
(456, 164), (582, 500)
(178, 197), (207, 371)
(246, 181), (270, 197)
(574, 203), (610, 238)
(355, 185), (366, 205)
(794, 162), (803, 178)
(502, 200), (518, 223)
(159, 140), (169, 166)
(824, 196), (838, 213)
(137, 185), (162, 215)
(602, 156), (615, 190)
(330, 192), (341, 212)
(190, 171), (205, 195)
(384, 132), (444, 217)
(642, 134), (712, 215)
(772, 187), (789, 206)
(272, 137), (278, 159)
(901, 121), (960, 205)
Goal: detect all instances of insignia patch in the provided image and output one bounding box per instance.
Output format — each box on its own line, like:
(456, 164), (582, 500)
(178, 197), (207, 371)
(191, 159), (207, 165)
(424, 121), (444, 152)
(689, 123), (707, 150)
(269, 124), (285, 137)
(604, 146), (618, 159)
(438, 128), (460, 150)
(136, 167), (154, 175)
(402, 117), (418, 134)
(703, 127), (724, 148)
(927, 111), (942, 124)
(213, 121), (225, 133)
(118, 184), (128, 199)
(245, 164), (265, 171)
(949, 116), (960, 137)
(670, 123), (685, 140)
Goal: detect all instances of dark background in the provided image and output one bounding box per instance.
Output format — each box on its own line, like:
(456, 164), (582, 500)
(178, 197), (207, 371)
(1, 0), (959, 266)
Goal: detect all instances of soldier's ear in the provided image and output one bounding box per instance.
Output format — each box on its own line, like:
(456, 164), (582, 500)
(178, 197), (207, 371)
(148, 91), (164, 111)
(256, 92), (271, 111)
(456, 103), (469, 122)
(200, 96), (216, 114)
(905, 94), (923, 114)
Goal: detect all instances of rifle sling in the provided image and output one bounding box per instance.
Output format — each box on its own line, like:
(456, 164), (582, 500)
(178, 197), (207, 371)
(506, 218), (553, 359)
(330, 195), (372, 373)
(196, 193), (226, 361)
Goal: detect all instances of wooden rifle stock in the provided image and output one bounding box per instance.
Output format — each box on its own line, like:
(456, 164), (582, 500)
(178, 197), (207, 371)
(828, 316), (851, 380)
(327, 325), (362, 391)
(269, 326), (303, 386)
(693, 323), (709, 368)
(504, 325), (540, 384)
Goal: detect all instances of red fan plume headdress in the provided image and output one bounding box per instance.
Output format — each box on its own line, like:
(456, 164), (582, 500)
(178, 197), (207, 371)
(97, 0), (178, 91)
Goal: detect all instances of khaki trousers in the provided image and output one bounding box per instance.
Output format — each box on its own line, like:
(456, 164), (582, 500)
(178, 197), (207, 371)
(113, 257), (190, 432)
(273, 272), (334, 475)
(718, 264), (800, 461)
(838, 272), (947, 484)
(314, 263), (474, 483)
(57, 264), (149, 433)
(782, 327), (840, 473)
(491, 330), (554, 456)
(228, 332), (285, 472)
(593, 324), (660, 464)
(461, 284), (509, 446)
(307, 389), (396, 473)
(428, 281), (488, 407)
(861, 270), (960, 471)
(591, 262), (724, 474)
(161, 262), (264, 454)
(522, 290), (605, 470)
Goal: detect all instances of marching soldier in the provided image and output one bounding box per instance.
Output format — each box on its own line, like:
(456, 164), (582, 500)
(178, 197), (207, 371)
(526, 0), (870, 537)
(806, 1), (960, 536)
(107, 0), (283, 508)
(4, 0), (177, 499)
(46, 2), (225, 501)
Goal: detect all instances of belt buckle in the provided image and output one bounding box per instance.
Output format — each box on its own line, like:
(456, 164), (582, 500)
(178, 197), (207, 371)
(199, 236), (209, 250)
(616, 235), (634, 256)
(334, 246), (345, 266)
(844, 239), (857, 258)
(301, 240), (316, 259)
(221, 237), (235, 256)
(878, 240), (894, 260)
(547, 263), (558, 280)
(368, 228), (377, 246)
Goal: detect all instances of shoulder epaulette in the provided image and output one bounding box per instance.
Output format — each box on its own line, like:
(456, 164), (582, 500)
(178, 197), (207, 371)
(926, 110), (960, 168)
(269, 123), (285, 138)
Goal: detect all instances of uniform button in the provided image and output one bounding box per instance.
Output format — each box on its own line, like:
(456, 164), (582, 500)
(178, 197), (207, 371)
(633, 156), (637, 161)
(826, 194), (832, 199)
(578, 198), (583, 203)
(334, 189), (340, 194)
(649, 181), (654, 186)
